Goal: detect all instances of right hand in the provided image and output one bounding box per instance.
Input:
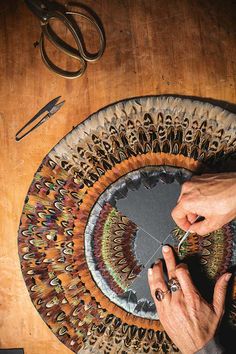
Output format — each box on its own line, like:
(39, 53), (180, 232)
(148, 245), (231, 354)
(172, 173), (236, 235)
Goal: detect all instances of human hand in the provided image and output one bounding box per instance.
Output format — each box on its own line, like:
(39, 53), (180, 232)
(148, 245), (231, 354)
(172, 173), (236, 235)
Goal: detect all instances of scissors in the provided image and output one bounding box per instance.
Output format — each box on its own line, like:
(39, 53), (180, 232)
(177, 215), (204, 253)
(25, 0), (105, 79)
(15, 96), (65, 141)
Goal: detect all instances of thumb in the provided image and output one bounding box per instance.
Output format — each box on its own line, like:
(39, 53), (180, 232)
(213, 273), (232, 318)
(189, 219), (211, 236)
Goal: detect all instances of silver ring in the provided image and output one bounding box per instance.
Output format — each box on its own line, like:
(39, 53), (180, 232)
(167, 278), (181, 292)
(155, 288), (170, 301)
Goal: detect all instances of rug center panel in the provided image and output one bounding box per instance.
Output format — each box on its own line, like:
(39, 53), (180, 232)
(85, 166), (190, 319)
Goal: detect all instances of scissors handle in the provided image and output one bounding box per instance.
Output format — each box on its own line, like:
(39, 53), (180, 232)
(15, 113), (50, 141)
(26, 1), (105, 79)
(40, 10), (105, 78)
(39, 11), (87, 79)
(65, 11), (105, 62)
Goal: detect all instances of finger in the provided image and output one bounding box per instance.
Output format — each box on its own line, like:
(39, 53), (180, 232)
(187, 212), (198, 224)
(213, 273), (232, 318)
(175, 263), (198, 297)
(162, 245), (176, 279)
(162, 246), (183, 300)
(148, 260), (170, 304)
(171, 204), (191, 231)
(189, 219), (215, 236)
(191, 174), (215, 182)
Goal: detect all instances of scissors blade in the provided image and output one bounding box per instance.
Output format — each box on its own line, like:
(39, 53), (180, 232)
(28, 96), (61, 122)
(25, 0), (49, 21)
(43, 96), (61, 113)
(49, 100), (65, 115)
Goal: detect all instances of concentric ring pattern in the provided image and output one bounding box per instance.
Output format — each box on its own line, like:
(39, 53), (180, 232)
(18, 96), (236, 354)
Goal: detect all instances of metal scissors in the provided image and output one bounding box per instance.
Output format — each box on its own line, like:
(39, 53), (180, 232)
(177, 215), (204, 253)
(25, 0), (105, 79)
(15, 96), (65, 141)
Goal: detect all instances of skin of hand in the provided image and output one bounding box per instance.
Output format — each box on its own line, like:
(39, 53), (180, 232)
(148, 245), (231, 354)
(171, 173), (236, 235)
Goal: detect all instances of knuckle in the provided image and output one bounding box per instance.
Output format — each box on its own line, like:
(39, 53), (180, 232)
(172, 205), (182, 218)
(199, 226), (211, 236)
(197, 229), (206, 236)
(150, 289), (156, 299)
(182, 181), (192, 190)
(179, 194), (187, 203)
(178, 197), (192, 211)
(155, 280), (165, 289)
(175, 263), (188, 273)
(168, 271), (176, 280)
(181, 197), (193, 209)
(175, 268), (185, 279)
(152, 260), (163, 271)
(172, 296), (182, 308)
(185, 291), (200, 306)
(190, 175), (199, 182)
(192, 292), (201, 306)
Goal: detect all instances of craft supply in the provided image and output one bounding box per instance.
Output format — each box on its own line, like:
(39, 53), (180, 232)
(92, 202), (143, 295)
(15, 96), (65, 141)
(25, 0), (105, 79)
(177, 215), (204, 253)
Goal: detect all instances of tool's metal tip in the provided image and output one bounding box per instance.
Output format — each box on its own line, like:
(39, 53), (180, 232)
(50, 100), (65, 115)
(54, 96), (61, 104)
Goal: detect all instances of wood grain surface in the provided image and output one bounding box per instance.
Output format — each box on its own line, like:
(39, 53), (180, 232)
(0, 0), (236, 353)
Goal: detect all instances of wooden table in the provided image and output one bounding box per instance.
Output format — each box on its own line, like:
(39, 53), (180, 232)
(0, 0), (235, 353)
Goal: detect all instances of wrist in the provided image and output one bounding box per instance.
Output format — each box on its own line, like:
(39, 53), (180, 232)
(194, 337), (224, 354)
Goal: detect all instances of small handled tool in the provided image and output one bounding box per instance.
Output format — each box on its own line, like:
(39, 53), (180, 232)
(24, 0), (105, 79)
(15, 96), (65, 141)
(177, 215), (204, 253)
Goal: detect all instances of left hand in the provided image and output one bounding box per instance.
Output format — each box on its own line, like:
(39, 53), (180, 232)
(148, 245), (231, 354)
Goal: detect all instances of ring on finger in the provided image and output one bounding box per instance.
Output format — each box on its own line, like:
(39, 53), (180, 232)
(167, 278), (181, 293)
(155, 288), (170, 301)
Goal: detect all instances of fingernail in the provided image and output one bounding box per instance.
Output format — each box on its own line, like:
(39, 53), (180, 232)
(224, 273), (232, 282)
(162, 245), (170, 253)
(148, 268), (153, 276)
(176, 263), (188, 271)
(154, 259), (161, 265)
